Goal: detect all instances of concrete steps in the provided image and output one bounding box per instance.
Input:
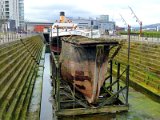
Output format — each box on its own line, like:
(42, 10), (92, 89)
(110, 41), (160, 96)
(0, 35), (44, 120)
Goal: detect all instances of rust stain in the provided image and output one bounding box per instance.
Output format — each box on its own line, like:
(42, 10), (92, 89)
(75, 71), (91, 81)
(75, 84), (86, 90)
(75, 71), (84, 76)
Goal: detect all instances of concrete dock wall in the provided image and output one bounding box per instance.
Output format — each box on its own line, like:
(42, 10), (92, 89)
(110, 41), (160, 102)
(0, 35), (45, 120)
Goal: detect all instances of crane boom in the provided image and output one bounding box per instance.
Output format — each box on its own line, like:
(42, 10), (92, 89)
(119, 14), (128, 27)
(128, 6), (142, 37)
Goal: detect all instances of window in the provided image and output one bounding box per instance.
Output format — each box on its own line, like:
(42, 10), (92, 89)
(79, 23), (88, 25)
(5, 8), (9, 11)
(6, 15), (9, 19)
(5, 1), (9, 4)
(5, 12), (9, 15)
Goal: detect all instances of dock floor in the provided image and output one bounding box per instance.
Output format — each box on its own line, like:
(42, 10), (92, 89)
(59, 87), (160, 120)
(41, 53), (160, 120)
(40, 54), (53, 120)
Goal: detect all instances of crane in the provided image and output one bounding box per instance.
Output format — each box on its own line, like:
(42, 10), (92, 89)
(119, 14), (129, 28)
(128, 6), (142, 37)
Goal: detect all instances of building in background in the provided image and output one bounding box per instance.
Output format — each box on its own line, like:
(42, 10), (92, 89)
(25, 22), (53, 33)
(19, 0), (24, 30)
(71, 17), (98, 29)
(0, 0), (24, 32)
(97, 15), (109, 22)
(70, 15), (115, 35)
(97, 15), (115, 35)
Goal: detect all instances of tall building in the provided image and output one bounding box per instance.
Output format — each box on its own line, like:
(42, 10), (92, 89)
(97, 15), (115, 34)
(19, 0), (24, 30)
(0, 0), (24, 31)
(98, 15), (109, 22)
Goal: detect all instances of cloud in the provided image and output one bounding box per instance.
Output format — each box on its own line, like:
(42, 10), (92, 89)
(25, 3), (94, 22)
(24, 0), (160, 26)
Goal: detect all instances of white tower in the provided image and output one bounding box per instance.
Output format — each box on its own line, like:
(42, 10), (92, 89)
(0, 0), (24, 31)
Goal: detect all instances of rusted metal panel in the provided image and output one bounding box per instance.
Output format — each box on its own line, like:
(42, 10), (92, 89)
(59, 37), (119, 103)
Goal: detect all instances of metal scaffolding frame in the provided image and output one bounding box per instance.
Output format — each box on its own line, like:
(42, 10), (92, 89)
(50, 51), (129, 117)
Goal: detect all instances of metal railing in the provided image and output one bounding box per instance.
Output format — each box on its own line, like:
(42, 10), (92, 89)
(102, 34), (160, 44)
(0, 32), (38, 45)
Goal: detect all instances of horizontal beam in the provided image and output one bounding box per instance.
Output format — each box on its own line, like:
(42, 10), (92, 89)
(56, 105), (129, 116)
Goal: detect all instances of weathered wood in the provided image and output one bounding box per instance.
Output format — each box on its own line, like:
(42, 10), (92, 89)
(60, 89), (90, 108)
(51, 51), (130, 117)
(56, 105), (129, 116)
(51, 52), (59, 68)
(99, 86), (127, 107)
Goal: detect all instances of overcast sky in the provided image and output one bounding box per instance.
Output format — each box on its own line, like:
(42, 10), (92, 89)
(24, 0), (160, 27)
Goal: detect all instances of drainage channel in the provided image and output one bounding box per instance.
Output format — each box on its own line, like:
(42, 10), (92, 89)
(40, 53), (53, 120)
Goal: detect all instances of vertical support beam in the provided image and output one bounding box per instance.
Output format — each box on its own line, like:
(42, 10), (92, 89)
(54, 64), (57, 97)
(57, 26), (59, 54)
(56, 67), (60, 111)
(117, 63), (120, 98)
(91, 20), (93, 38)
(56, 26), (60, 111)
(127, 25), (131, 64)
(50, 55), (53, 78)
(126, 25), (130, 104)
(140, 22), (142, 37)
(110, 60), (113, 91)
(126, 65), (129, 104)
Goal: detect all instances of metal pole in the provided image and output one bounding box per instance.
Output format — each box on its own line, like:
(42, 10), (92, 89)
(57, 26), (59, 53)
(91, 20), (93, 38)
(110, 60), (113, 91)
(117, 63), (120, 98)
(126, 65), (129, 104)
(56, 26), (60, 110)
(140, 22), (142, 37)
(91, 25), (92, 38)
(127, 25), (131, 64)
(126, 25), (131, 104)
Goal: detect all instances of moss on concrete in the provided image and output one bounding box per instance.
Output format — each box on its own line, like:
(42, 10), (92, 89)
(109, 41), (160, 102)
(0, 35), (45, 120)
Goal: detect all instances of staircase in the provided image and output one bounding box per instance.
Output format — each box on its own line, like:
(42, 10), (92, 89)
(110, 41), (160, 100)
(0, 35), (44, 120)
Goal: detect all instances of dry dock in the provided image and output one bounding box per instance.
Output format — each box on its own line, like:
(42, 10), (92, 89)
(41, 53), (160, 120)
(0, 35), (159, 120)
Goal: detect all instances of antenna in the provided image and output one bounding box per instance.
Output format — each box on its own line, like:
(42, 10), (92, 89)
(128, 6), (142, 37)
